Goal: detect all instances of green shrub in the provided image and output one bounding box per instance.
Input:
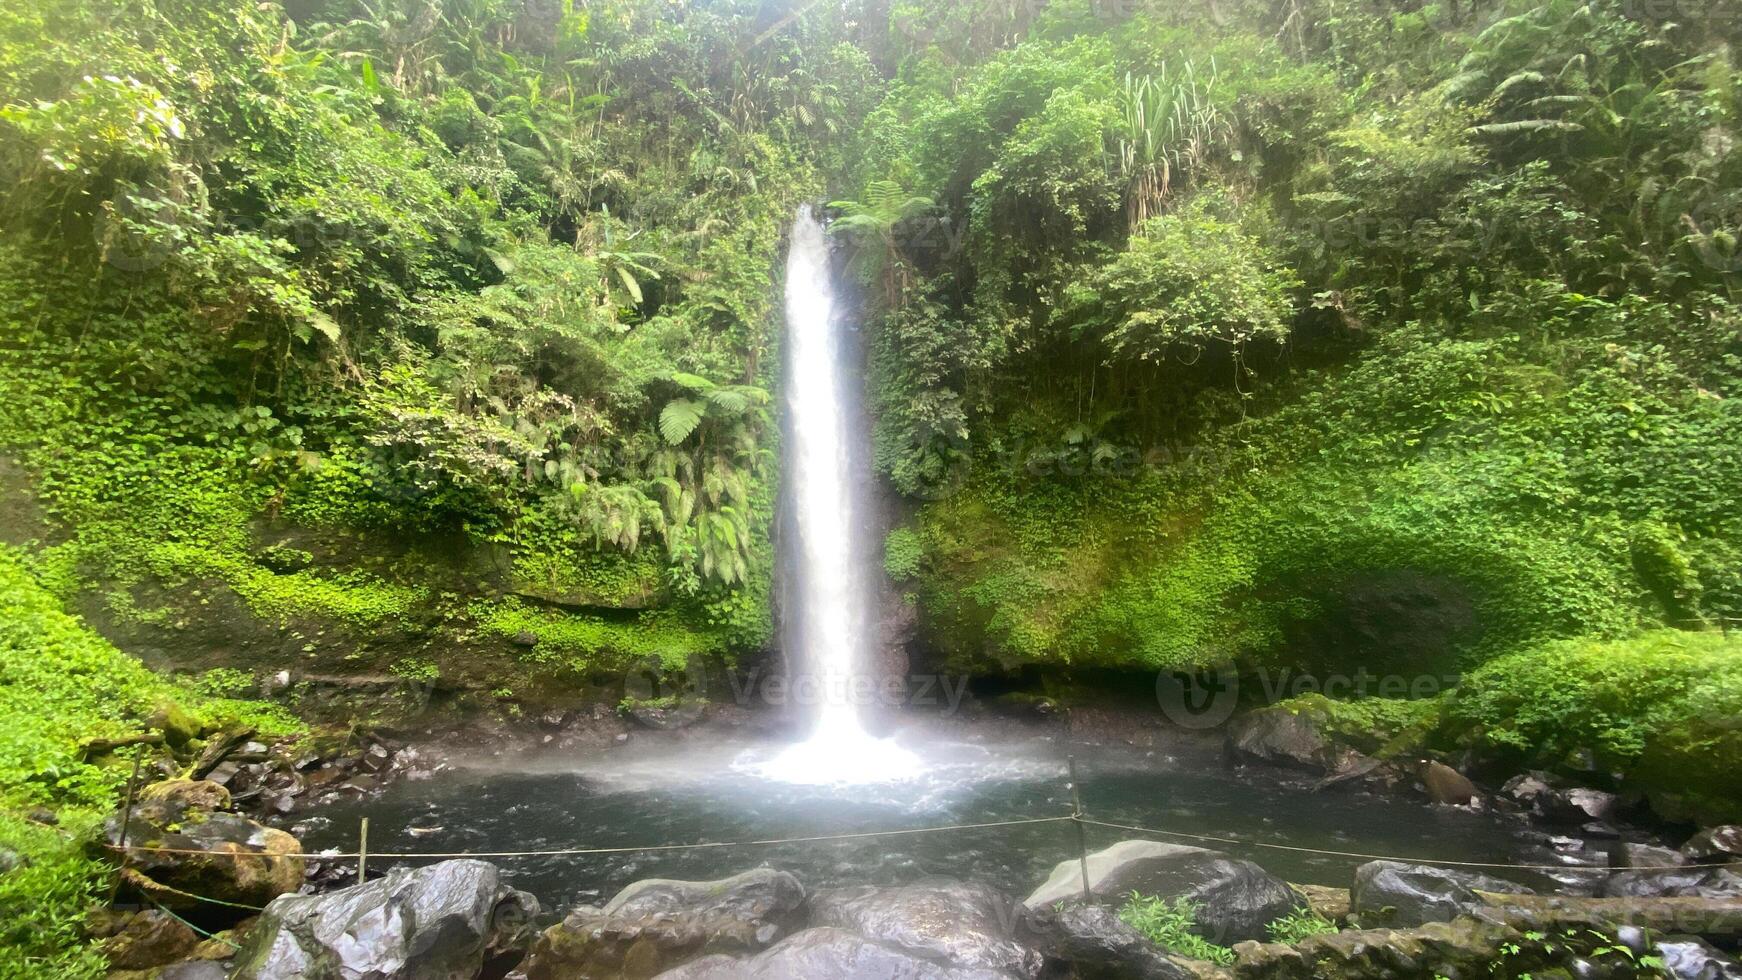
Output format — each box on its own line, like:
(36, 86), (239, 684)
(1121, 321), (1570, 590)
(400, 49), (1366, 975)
(1117, 893), (1235, 965)
(1267, 906), (1338, 944)
(1443, 630), (1742, 822)
(883, 528), (924, 582)
(0, 812), (107, 980)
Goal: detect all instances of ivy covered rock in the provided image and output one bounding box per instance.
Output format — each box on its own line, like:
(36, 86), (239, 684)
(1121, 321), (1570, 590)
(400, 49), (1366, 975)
(105, 780), (304, 913)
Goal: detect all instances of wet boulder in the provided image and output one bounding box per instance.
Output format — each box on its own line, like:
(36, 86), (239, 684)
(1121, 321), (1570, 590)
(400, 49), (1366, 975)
(1024, 903), (1196, 980)
(1025, 840), (1302, 943)
(1351, 860), (1533, 927)
(1656, 936), (1742, 979)
(1603, 865), (1742, 898)
(652, 927), (1020, 979)
(513, 867), (805, 979)
(1419, 761), (1478, 806)
(232, 858), (539, 980)
(1500, 772), (1618, 824)
(1684, 826), (1742, 863)
(807, 879), (1044, 978)
(1225, 706), (1344, 773)
(1609, 842), (1688, 869)
(106, 781), (304, 912)
(604, 866), (805, 924)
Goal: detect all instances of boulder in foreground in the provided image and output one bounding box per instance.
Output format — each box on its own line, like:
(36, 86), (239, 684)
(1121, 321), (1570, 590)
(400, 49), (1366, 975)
(1026, 839), (1302, 943)
(1351, 860), (1532, 927)
(653, 926), (1021, 979)
(513, 867), (805, 979)
(231, 858), (539, 980)
(106, 778), (304, 912)
(807, 879), (1044, 978)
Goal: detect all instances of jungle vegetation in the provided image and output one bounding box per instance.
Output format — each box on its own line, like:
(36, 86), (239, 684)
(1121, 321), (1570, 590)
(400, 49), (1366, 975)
(3, 0), (1742, 972)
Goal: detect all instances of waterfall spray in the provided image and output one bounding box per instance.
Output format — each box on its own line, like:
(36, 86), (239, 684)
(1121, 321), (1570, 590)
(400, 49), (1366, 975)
(757, 206), (918, 784)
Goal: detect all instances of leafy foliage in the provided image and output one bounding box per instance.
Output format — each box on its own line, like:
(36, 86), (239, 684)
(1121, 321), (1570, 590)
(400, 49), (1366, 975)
(1118, 893), (1236, 964)
(1443, 631), (1742, 821)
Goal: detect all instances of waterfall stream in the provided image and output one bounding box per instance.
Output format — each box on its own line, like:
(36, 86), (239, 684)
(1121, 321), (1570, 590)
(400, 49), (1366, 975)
(755, 207), (919, 784)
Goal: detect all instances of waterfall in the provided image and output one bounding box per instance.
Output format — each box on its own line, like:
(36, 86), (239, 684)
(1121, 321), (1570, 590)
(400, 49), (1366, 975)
(757, 207), (918, 784)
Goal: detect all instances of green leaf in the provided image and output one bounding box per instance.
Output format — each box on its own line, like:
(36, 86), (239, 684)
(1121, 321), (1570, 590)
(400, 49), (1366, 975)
(614, 265), (643, 304)
(659, 399), (705, 444)
(306, 311), (341, 343)
(669, 372), (716, 391)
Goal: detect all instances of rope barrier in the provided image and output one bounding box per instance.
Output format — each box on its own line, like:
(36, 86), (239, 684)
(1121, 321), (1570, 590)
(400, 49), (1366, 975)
(141, 894), (246, 950)
(1073, 817), (1742, 873)
(102, 813), (1742, 873)
(103, 814), (1077, 861)
(119, 867), (268, 912)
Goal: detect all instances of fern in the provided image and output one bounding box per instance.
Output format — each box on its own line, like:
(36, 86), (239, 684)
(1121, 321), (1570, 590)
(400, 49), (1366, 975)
(659, 398), (706, 444)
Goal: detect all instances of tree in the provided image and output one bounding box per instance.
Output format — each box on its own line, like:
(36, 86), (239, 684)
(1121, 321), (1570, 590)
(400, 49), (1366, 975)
(829, 180), (933, 307)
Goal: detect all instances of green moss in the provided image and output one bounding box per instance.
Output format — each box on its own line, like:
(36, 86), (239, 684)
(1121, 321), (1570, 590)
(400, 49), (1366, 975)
(472, 597), (720, 673)
(148, 543), (426, 626)
(1443, 629), (1742, 821)
(1267, 692), (1442, 757)
(0, 548), (298, 976)
(882, 527), (924, 582)
(0, 548), (300, 813)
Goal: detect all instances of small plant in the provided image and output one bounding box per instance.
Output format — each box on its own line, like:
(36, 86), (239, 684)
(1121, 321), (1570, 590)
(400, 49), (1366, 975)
(1118, 893), (1235, 965)
(389, 657), (439, 684)
(883, 527), (924, 581)
(1267, 906), (1338, 944)
(190, 667), (255, 698)
(617, 694), (679, 714)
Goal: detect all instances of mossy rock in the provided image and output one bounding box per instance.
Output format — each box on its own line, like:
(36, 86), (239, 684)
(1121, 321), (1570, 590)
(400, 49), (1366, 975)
(145, 702), (202, 748)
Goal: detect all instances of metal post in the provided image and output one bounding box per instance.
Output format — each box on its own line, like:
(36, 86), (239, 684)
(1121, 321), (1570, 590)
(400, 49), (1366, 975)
(357, 818), (369, 884)
(1068, 755), (1092, 903)
(107, 748), (146, 904)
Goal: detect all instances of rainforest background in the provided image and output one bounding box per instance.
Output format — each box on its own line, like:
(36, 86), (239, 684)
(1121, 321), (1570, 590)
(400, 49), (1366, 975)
(3, 0), (1742, 973)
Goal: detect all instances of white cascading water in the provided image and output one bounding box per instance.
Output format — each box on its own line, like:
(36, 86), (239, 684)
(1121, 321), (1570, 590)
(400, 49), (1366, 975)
(756, 207), (919, 785)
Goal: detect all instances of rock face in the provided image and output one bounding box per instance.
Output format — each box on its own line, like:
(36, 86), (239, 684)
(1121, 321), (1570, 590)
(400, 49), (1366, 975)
(1225, 706), (1344, 773)
(1024, 903), (1195, 980)
(1351, 861), (1532, 927)
(1603, 866), (1742, 898)
(806, 879), (1044, 979)
(1684, 826), (1742, 863)
(652, 927), (1019, 979)
(101, 909), (201, 970)
(107, 780), (305, 911)
(1025, 840), (1302, 943)
(1500, 772), (1618, 824)
(231, 859), (539, 980)
(625, 700), (705, 730)
(513, 867), (806, 979)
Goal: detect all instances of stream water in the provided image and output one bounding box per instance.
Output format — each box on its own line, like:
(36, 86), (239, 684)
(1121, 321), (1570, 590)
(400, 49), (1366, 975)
(297, 727), (1551, 914)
